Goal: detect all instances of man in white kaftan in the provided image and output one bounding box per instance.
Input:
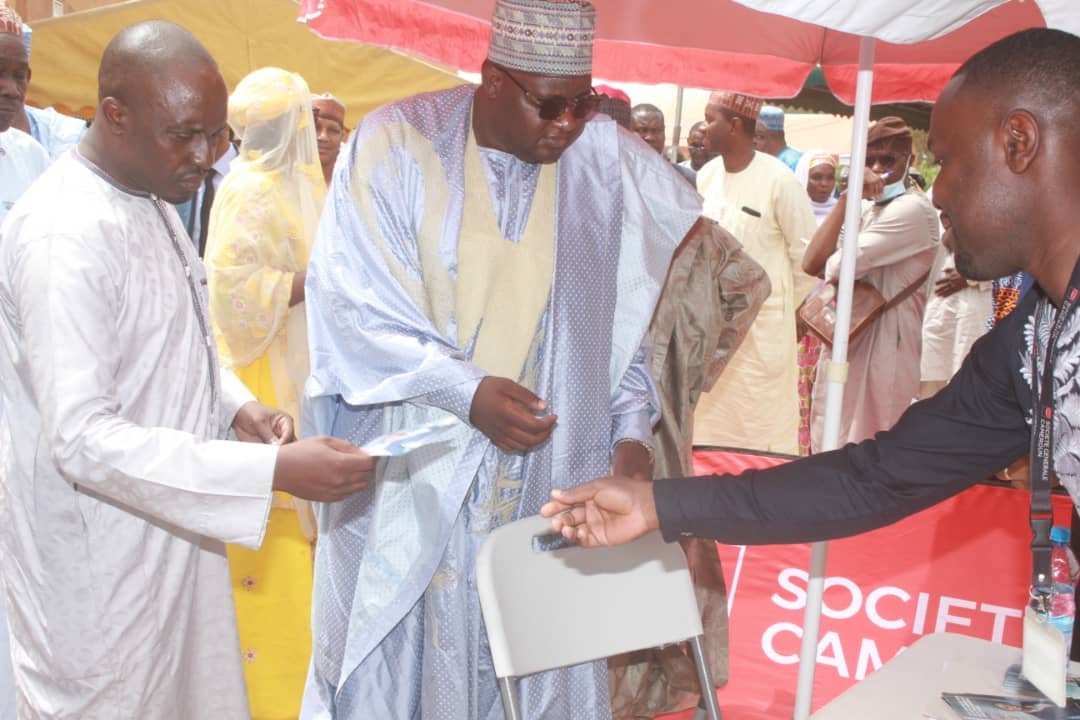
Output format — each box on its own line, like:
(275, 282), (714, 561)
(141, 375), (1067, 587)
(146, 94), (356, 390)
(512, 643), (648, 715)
(0, 125), (278, 720)
(921, 248), (992, 397)
(301, 2), (705, 717)
(0, 17), (50, 719)
(693, 91), (817, 454)
(0, 21), (373, 719)
(0, 121), (42, 720)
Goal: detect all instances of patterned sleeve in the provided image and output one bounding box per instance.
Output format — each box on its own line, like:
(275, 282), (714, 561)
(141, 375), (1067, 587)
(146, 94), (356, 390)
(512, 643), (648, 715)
(610, 338), (660, 449)
(699, 220), (771, 393)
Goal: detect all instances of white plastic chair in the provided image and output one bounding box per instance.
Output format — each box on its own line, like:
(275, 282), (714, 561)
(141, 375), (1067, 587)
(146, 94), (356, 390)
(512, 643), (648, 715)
(476, 514), (722, 720)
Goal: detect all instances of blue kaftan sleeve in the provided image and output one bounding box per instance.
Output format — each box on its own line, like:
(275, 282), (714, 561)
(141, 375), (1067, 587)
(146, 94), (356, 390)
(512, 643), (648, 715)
(413, 378), (481, 424)
(305, 105), (488, 433)
(610, 337), (660, 449)
(606, 126), (703, 451)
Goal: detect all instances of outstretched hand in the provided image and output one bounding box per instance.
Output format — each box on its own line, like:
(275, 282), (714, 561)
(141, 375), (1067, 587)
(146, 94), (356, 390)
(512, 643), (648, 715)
(539, 475), (660, 548)
(273, 436), (375, 503)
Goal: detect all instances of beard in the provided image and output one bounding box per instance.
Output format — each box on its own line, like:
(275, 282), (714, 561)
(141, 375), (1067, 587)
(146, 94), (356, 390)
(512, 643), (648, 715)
(953, 248), (992, 281)
(953, 231), (1020, 282)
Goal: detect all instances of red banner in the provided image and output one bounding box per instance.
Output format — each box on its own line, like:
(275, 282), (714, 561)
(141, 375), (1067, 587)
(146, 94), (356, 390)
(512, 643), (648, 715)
(658, 448), (1074, 720)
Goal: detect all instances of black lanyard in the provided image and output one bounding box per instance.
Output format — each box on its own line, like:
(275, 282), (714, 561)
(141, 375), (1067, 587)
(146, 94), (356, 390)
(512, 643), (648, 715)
(1030, 258), (1080, 589)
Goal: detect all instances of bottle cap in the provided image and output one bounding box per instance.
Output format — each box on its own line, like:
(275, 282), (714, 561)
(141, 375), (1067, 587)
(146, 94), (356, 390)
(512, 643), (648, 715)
(1051, 525), (1071, 544)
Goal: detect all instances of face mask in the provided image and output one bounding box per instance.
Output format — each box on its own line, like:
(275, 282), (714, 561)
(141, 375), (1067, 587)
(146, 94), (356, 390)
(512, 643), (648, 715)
(877, 157), (910, 204)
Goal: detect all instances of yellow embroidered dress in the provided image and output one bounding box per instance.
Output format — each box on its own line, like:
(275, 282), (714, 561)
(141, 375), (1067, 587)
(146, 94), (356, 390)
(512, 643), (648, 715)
(204, 68), (327, 720)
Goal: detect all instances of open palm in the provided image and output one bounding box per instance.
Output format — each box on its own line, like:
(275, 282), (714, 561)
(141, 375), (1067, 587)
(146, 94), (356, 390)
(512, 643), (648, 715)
(541, 475), (659, 547)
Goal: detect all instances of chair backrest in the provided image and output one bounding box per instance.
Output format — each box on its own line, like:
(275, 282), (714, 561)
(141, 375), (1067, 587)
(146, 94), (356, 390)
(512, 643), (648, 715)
(476, 514), (704, 679)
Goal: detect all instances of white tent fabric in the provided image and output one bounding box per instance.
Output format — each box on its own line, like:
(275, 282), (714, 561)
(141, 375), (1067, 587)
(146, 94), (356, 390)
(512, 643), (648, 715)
(736, 0), (1080, 42)
(1039, 0), (1080, 35)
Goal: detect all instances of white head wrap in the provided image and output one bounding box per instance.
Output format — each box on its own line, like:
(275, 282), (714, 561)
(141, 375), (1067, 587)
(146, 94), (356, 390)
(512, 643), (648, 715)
(794, 148), (838, 225)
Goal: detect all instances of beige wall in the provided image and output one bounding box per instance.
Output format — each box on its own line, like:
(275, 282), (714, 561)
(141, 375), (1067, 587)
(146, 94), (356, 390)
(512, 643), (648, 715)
(14, 0), (126, 22)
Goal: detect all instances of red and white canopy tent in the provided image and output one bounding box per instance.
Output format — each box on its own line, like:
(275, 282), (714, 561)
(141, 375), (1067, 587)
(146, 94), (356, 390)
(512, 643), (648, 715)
(298, 0), (1074, 103)
(298, 1), (1079, 716)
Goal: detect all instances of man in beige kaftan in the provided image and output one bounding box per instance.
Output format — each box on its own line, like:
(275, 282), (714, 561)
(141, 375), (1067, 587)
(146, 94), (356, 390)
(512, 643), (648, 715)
(802, 116), (939, 450)
(693, 91), (817, 454)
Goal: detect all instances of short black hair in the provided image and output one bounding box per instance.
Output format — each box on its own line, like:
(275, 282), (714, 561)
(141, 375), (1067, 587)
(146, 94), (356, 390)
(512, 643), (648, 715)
(631, 103), (663, 119)
(596, 96), (631, 129)
(952, 28), (1080, 124)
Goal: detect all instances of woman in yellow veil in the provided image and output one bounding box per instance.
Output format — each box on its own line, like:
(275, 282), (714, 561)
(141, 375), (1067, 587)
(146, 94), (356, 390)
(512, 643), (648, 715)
(205, 67), (326, 720)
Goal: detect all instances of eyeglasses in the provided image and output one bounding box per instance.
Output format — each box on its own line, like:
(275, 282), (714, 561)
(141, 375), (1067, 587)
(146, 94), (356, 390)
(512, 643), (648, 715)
(494, 65), (599, 121)
(865, 152), (901, 169)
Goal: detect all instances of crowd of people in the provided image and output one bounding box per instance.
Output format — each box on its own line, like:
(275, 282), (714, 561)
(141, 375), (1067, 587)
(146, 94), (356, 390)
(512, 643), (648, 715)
(0, 0), (1076, 719)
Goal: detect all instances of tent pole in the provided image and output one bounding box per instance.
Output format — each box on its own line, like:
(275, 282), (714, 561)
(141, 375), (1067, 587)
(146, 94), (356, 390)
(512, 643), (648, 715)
(792, 35), (877, 720)
(670, 85), (685, 163)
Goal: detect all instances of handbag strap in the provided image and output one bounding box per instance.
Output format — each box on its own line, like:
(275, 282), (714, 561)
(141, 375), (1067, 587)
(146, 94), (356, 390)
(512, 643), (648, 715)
(879, 269), (931, 314)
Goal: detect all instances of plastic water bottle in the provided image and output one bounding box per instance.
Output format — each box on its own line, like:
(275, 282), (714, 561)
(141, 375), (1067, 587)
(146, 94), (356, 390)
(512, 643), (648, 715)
(1048, 525), (1077, 657)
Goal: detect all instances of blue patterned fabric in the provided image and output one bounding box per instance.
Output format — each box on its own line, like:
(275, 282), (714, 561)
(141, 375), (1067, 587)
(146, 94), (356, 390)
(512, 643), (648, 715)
(301, 85), (701, 719)
(24, 106), (86, 162)
(777, 145), (802, 172)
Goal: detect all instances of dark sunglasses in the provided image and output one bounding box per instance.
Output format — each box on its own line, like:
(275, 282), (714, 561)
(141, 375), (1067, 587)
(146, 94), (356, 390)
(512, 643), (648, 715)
(495, 65), (599, 121)
(865, 152), (901, 169)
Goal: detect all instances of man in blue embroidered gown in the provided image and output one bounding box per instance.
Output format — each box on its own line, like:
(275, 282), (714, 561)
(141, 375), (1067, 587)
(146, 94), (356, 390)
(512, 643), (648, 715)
(300, 1), (734, 717)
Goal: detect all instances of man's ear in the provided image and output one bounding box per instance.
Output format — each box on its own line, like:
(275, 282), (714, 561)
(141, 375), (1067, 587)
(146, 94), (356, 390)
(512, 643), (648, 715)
(479, 60), (503, 100)
(1001, 109), (1039, 174)
(98, 96), (131, 136)
(734, 116), (748, 139)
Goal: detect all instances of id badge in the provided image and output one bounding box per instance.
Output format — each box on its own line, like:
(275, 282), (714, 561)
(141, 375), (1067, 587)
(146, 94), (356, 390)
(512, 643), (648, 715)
(1023, 605), (1068, 707)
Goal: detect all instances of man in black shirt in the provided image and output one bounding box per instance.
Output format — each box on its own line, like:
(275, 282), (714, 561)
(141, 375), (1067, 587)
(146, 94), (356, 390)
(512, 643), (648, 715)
(541, 27), (1080, 550)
